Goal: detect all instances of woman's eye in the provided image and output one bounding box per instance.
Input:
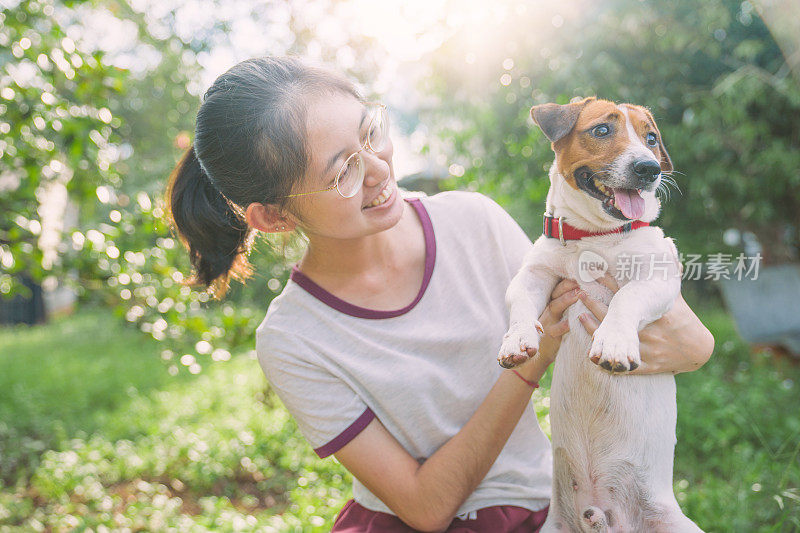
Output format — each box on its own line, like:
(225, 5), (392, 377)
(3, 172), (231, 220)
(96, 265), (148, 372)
(592, 124), (610, 137)
(646, 132), (658, 146)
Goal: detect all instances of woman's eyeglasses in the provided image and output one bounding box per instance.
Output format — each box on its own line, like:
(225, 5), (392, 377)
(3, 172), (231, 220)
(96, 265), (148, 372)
(284, 102), (389, 199)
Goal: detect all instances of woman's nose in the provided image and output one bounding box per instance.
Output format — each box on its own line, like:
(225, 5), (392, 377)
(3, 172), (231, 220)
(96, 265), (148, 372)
(362, 151), (389, 187)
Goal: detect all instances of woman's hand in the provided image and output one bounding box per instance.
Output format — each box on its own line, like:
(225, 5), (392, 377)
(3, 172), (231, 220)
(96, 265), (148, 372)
(577, 273), (715, 375)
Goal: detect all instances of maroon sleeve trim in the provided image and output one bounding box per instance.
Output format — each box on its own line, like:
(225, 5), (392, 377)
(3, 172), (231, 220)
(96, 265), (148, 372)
(313, 407), (376, 458)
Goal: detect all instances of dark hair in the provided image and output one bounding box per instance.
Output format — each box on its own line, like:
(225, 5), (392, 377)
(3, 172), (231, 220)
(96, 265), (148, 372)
(165, 56), (361, 299)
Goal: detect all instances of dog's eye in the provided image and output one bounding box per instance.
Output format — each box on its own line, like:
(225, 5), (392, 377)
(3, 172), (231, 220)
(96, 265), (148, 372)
(591, 124), (610, 137)
(646, 132), (658, 146)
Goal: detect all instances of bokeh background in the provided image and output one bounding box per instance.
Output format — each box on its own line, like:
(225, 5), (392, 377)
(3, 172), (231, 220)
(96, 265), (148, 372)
(1, 0), (799, 530)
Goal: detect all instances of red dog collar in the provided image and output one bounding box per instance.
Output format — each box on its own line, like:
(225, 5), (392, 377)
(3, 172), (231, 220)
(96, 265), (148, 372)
(543, 214), (650, 245)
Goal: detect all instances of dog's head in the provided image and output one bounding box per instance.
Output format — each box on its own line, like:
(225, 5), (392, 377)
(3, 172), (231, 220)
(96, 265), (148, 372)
(531, 97), (672, 225)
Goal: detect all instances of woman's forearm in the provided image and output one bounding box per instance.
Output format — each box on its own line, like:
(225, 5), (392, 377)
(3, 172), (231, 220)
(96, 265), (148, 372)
(629, 295), (715, 375)
(409, 356), (551, 530)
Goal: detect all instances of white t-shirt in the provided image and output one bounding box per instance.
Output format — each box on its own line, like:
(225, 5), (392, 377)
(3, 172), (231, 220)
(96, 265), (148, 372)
(256, 190), (552, 516)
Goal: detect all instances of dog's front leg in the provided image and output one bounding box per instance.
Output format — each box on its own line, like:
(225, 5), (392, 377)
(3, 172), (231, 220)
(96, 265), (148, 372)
(589, 274), (680, 373)
(498, 255), (559, 369)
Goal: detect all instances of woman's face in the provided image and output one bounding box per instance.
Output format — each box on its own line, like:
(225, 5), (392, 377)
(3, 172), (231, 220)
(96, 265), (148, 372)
(287, 92), (403, 240)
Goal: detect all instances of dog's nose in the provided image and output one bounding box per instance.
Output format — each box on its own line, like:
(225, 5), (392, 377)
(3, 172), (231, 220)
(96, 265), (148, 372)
(633, 159), (661, 183)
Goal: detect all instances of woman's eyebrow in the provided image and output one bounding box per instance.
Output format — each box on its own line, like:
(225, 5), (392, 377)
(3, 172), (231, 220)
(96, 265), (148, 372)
(322, 106), (369, 175)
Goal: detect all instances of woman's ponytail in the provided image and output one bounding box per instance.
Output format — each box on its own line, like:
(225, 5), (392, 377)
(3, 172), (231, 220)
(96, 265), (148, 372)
(165, 146), (255, 299)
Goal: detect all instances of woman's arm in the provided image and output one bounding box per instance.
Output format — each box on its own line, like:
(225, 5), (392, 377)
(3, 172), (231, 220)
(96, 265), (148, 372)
(577, 273), (715, 375)
(334, 279), (580, 532)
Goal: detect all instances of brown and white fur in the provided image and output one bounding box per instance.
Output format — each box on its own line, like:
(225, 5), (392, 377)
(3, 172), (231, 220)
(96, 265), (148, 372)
(498, 98), (704, 532)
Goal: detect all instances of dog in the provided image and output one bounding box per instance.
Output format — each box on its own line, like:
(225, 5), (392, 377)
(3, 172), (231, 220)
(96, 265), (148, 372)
(498, 97), (704, 532)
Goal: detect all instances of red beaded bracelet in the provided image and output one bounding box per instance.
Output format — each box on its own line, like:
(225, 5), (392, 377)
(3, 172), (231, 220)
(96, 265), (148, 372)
(512, 369), (539, 389)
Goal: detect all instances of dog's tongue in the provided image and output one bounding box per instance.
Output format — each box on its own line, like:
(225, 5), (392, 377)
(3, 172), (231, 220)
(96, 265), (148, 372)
(612, 188), (645, 220)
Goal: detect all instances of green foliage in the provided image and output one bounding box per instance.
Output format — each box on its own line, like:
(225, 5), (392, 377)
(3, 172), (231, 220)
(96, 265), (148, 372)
(0, 0), (126, 298)
(65, 183), (294, 376)
(423, 0), (800, 261)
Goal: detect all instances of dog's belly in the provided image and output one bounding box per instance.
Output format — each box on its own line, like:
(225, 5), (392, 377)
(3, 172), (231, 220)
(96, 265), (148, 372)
(549, 309), (679, 496)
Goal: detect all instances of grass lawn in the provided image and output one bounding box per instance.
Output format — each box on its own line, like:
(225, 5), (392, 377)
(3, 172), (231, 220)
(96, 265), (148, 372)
(0, 302), (798, 531)
(0, 307), (349, 531)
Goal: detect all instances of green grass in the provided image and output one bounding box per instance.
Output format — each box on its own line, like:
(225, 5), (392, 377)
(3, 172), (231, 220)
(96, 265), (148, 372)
(672, 305), (800, 532)
(0, 307), (350, 531)
(0, 303), (798, 531)
(0, 308), (190, 482)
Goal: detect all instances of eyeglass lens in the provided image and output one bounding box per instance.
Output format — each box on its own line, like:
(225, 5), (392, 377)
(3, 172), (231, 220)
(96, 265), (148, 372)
(336, 105), (388, 198)
(367, 106), (388, 152)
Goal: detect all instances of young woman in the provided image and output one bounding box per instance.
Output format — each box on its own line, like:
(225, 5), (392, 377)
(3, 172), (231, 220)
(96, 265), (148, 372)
(166, 56), (714, 532)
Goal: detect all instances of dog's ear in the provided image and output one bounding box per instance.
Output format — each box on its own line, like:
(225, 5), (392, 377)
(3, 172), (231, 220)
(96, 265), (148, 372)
(640, 107), (673, 173)
(530, 97), (595, 143)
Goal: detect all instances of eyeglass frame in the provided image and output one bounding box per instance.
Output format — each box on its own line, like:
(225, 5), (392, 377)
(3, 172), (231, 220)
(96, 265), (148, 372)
(283, 102), (389, 199)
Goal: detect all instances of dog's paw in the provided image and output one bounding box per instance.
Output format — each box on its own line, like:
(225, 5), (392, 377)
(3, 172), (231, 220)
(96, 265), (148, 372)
(588, 322), (640, 373)
(498, 321), (544, 368)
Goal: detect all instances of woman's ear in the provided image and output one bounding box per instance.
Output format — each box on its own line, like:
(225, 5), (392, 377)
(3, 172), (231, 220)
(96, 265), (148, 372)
(245, 202), (296, 233)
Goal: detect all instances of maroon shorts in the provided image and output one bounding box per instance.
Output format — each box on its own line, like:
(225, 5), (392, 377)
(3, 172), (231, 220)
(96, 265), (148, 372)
(331, 499), (549, 532)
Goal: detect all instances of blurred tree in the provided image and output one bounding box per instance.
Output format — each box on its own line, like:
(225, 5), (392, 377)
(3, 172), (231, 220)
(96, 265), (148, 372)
(1, 0), (385, 374)
(422, 0), (800, 263)
(0, 0), (125, 299)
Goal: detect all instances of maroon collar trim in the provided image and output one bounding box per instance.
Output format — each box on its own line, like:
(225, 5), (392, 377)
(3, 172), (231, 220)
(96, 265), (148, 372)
(543, 214), (650, 245)
(289, 198), (436, 319)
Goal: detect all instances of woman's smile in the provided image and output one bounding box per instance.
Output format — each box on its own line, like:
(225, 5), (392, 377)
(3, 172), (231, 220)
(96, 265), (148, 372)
(363, 180), (397, 210)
